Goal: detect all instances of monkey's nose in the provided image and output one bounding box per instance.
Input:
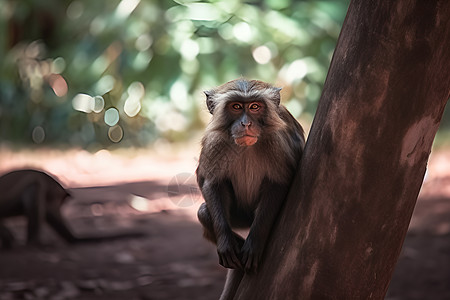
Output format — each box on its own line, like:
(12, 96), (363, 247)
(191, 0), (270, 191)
(241, 121), (252, 127)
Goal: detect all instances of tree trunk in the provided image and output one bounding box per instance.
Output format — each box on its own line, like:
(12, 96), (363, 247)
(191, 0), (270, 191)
(234, 1), (450, 299)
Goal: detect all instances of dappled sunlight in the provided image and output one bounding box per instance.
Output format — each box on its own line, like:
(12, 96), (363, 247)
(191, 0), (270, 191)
(407, 150), (450, 235)
(116, 0), (141, 19)
(252, 45), (272, 64)
(0, 152), (219, 299)
(0, 147), (199, 186)
(1, 1), (449, 299)
(0, 0), (349, 148)
(0, 146), (203, 223)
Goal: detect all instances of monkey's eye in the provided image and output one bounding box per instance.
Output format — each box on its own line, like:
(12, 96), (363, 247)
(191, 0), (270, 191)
(231, 103), (243, 110)
(249, 103), (261, 111)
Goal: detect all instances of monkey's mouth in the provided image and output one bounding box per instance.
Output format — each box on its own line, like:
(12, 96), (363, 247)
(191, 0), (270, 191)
(234, 135), (258, 147)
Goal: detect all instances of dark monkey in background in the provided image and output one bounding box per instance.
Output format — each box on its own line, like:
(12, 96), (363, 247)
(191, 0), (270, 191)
(0, 169), (143, 248)
(197, 79), (305, 299)
(0, 169), (73, 248)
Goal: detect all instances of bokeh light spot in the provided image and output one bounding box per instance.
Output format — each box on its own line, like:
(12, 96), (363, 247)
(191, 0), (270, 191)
(48, 74), (68, 97)
(32, 126), (45, 144)
(135, 34), (153, 52)
(92, 55), (109, 75)
(104, 107), (120, 126)
(129, 195), (150, 212)
(124, 99), (141, 117)
(95, 75), (115, 95)
(128, 81), (145, 98)
(281, 59), (308, 84)
(51, 57), (66, 74)
(233, 22), (253, 43)
(72, 93), (94, 113)
(108, 125), (123, 143)
(90, 203), (104, 216)
(218, 23), (233, 40)
(133, 51), (153, 71)
(186, 3), (222, 21)
(124, 82), (144, 117)
(67, 1), (84, 20)
(170, 80), (189, 110)
(90, 16), (106, 36)
(93, 96), (105, 113)
(252, 45), (272, 64)
(180, 39), (199, 60)
(156, 111), (187, 132)
(25, 41), (44, 58)
(116, 0), (140, 19)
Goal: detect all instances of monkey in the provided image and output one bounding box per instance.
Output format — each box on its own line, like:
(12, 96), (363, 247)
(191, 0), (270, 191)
(0, 169), (144, 249)
(196, 79), (305, 299)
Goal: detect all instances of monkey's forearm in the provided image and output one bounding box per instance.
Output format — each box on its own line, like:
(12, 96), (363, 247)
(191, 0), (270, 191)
(245, 203), (282, 252)
(201, 180), (234, 240)
(241, 181), (289, 272)
(250, 181), (288, 243)
(196, 78), (305, 277)
(200, 179), (244, 269)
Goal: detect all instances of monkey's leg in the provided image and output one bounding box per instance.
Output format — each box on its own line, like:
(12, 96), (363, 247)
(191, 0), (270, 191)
(198, 202), (245, 269)
(0, 222), (15, 249)
(241, 180), (290, 273)
(197, 202), (218, 243)
(22, 183), (44, 245)
(219, 269), (244, 300)
(198, 203), (244, 299)
(198, 202), (245, 245)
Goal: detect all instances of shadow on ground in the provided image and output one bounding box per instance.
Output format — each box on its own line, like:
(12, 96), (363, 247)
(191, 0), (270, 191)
(386, 176), (450, 300)
(0, 162), (449, 299)
(0, 179), (224, 300)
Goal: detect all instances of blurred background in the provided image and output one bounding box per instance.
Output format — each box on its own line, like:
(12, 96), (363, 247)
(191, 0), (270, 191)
(0, 0), (449, 299)
(0, 0), (348, 149)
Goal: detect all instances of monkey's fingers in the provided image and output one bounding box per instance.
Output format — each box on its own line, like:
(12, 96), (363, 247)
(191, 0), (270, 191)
(218, 250), (242, 269)
(227, 253), (243, 269)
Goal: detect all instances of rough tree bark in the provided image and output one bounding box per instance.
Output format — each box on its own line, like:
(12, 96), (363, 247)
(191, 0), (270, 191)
(234, 1), (450, 299)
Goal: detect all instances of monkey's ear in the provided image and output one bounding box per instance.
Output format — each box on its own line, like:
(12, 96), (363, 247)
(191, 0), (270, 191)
(204, 90), (215, 114)
(273, 87), (282, 106)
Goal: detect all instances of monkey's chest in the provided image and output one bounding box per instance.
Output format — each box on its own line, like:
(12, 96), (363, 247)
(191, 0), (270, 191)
(228, 158), (267, 206)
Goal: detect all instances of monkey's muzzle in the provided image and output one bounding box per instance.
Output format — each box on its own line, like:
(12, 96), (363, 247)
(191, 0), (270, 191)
(234, 135), (258, 147)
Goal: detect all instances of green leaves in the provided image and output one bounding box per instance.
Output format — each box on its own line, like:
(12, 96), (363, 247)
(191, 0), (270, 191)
(0, 0), (348, 147)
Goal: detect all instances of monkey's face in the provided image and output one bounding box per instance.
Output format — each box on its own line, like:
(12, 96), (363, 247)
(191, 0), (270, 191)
(204, 79), (287, 147)
(228, 101), (263, 147)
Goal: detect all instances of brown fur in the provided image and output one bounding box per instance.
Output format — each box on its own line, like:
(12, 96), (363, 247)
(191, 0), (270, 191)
(198, 79), (304, 203)
(0, 169), (72, 248)
(196, 79), (305, 299)
(0, 169), (144, 248)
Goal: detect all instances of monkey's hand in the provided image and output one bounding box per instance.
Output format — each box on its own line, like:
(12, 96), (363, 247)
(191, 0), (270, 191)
(216, 235), (243, 269)
(240, 238), (262, 273)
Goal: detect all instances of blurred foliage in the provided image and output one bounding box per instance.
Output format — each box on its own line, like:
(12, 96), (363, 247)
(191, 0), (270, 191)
(0, 0), (349, 149)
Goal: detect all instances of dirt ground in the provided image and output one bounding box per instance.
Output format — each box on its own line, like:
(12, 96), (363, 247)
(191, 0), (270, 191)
(0, 147), (449, 300)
